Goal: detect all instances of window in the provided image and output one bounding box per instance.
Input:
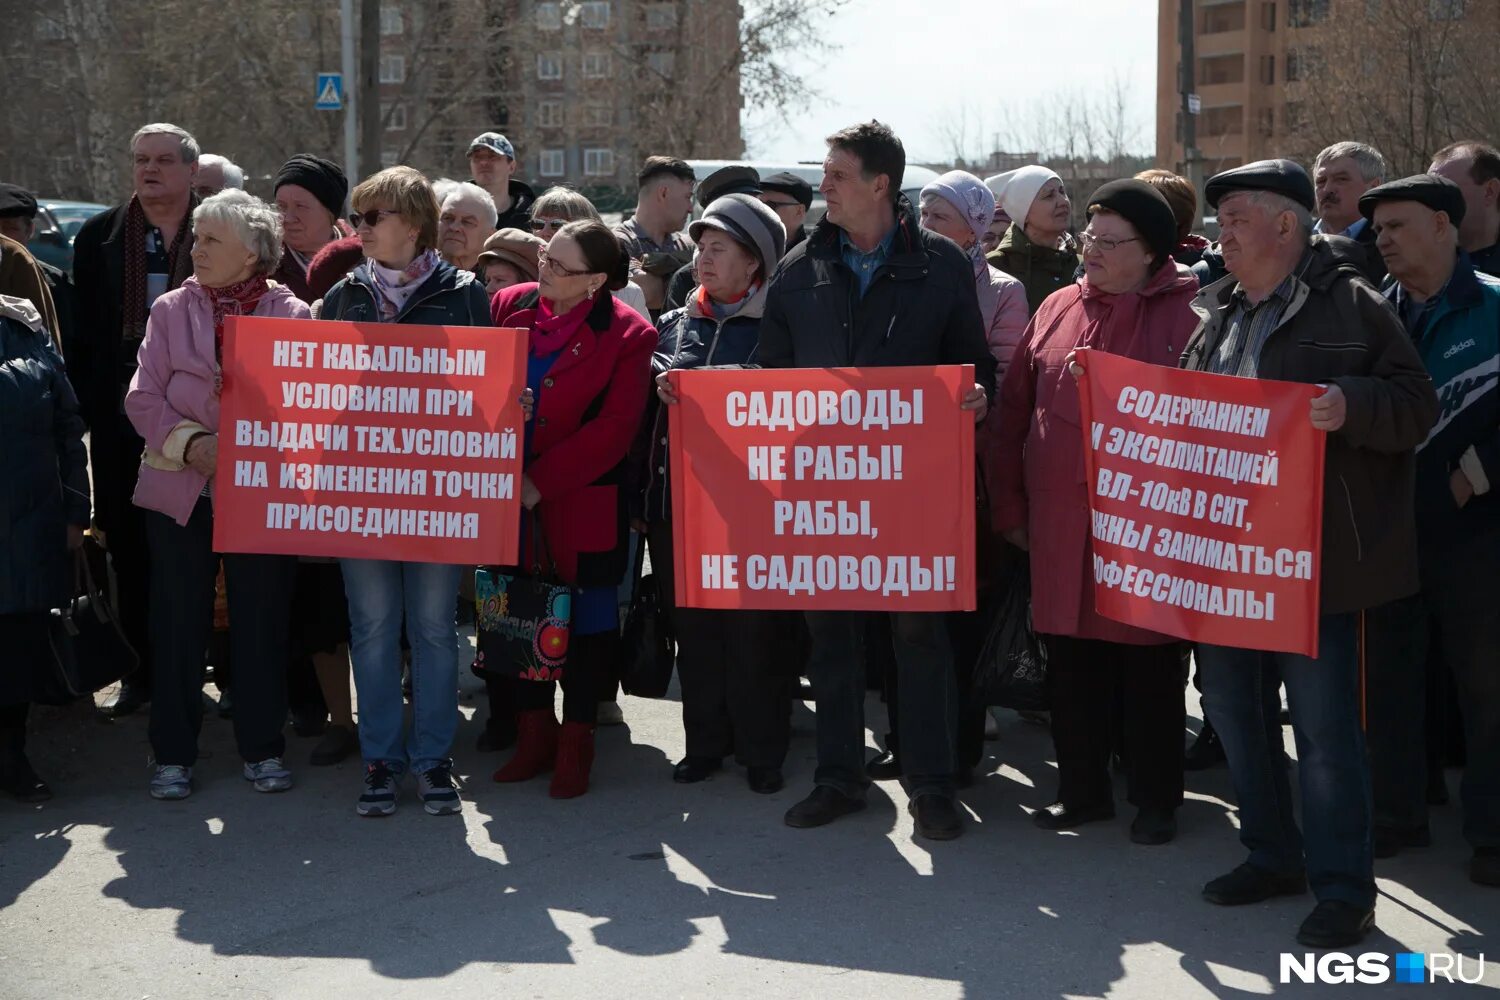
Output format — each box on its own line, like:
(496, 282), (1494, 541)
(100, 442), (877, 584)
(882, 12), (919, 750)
(1261, 2), (1277, 30)
(1259, 54), (1275, 85)
(536, 2), (561, 30)
(584, 149), (615, 177)
(379, 54), (405, 83)
(645, 3), (678, 29)
(383, 103), (407, 131)
(1289, 0), (1329, 27)
(1429, 0), (1465, 19)
(537, 101), (564, 128)
(584, 104), (613, 127)
(380, 3), (403, 34)
(582, 51), (612, 78)
(647, 51), (676, 78)
(1257, 107), (1275, 136)
(539, 149), (566, 177)
(580, 1), (611, 28)
(537, 53), (563, 79)
(1286, 46), (1321, 81)
(1202, 105), (1244, 137)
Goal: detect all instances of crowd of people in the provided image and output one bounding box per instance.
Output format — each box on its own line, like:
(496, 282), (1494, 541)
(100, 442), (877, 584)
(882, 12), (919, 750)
(0, 116), (1495, 952)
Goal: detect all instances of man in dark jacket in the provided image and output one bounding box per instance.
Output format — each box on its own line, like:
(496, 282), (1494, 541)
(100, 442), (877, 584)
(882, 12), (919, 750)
(1313, 142), (1387, 285)
(759, 170), (812, 255)
(467, 132), (536, 232)
(0, 185), (77, 363)
(1430, 140), (1500, 277)
(71, 122), (200, 717)
(1181, 160), (1438, 948)
(1358, 175), (1500, 888)
(759, 121), (995, 841)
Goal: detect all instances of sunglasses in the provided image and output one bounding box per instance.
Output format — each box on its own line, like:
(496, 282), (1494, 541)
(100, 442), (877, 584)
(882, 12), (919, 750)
(530, 217), (569, 233)
(348, 209), (400, 228)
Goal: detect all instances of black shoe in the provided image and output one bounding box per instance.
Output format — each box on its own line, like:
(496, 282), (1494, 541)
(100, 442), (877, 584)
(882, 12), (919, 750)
(101, 683), (150, 718)
(290, 707), (327, 738)
(1184, 723), (1226, 771)
(475, 725), (516, 753)
(910, 794), (963, 841)
(865, 749), (901, 781)
(673, 756), (722, 784)
(747, 767), (783, 794)
(309, 724), (358, 766)
(1471, 848), (1500, 887)
(1130, 807), (1177, 845)
(784, 786), (865, 828)
(1296, 900), (1375, 948)
(1373, 825), (1431, 859)
(1202, 862), (1308, 906)
(1032, 800), (1115, 830)
(0, 752), (52, 802)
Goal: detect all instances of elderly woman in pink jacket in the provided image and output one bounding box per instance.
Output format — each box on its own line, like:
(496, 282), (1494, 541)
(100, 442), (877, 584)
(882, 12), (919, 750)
(126, 190), (311, 802)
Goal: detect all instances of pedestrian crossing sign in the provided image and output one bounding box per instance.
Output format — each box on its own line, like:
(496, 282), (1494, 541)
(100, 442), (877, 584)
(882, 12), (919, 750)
(315, 73), (344, 111)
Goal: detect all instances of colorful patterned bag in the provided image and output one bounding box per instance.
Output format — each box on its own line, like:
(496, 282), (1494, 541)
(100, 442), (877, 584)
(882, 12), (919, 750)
(472, 515), (574, 682)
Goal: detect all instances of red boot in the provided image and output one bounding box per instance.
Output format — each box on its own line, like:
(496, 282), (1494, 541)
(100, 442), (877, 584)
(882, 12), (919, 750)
(492, 709), (559, 783)
(549, 721), (595, 799)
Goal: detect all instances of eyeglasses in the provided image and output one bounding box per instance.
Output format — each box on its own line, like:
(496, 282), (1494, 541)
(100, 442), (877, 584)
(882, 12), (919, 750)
(536, 249), (591, 278)
(1080, 230), (1141, 253)
(349, 209), (400, 229)
(530, 217), (569, 233)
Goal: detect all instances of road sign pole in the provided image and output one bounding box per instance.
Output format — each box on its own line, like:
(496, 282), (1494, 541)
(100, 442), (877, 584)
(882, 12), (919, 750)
(341, 0), (358, 183)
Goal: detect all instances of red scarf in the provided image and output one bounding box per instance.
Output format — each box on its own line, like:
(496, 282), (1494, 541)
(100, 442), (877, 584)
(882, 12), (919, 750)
(531, 292), (598, 356)
(206, 275), (271, 364)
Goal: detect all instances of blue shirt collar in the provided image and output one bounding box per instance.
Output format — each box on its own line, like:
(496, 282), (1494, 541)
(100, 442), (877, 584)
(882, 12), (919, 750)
(839, 224), (897, 258)
(1314, 216), (1368, 239)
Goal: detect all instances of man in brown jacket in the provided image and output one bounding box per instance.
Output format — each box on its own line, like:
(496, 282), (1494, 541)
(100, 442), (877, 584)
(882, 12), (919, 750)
(1180, 160), (1438, 950)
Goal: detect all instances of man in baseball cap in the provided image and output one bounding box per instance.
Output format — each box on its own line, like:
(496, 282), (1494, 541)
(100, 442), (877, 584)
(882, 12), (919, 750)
(467, 131), (535, 231)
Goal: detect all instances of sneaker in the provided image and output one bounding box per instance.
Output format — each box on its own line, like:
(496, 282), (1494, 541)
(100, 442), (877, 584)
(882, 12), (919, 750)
(150, 764), (193, 800)
(417, 761), (463, 816)
(243, 757), (293, 793)
(596, 701), (625, 726)
(357, 762), (401, 817)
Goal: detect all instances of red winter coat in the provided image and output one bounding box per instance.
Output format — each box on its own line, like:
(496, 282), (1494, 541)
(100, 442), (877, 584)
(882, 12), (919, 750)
(989, 264), (1201, 644)
(492, 283), (655, 586)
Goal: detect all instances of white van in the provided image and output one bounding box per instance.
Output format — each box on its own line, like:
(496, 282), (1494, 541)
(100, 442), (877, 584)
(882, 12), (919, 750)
(685, 160), (941, 224)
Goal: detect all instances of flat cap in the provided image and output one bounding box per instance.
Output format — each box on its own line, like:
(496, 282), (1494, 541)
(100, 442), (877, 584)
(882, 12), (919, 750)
(0, 183), (38, 219)
(476, 227), (545, 282)
(697, 165), (761, 208)
(1358, 173), (1466, 225)
(1204, 158), (1315, 212)
(759, 170), (814, 209)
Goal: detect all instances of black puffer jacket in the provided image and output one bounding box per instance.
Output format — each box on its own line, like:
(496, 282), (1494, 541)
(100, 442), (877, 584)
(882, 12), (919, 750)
(1181, 235), (1438, 615)
(317, 256), (491, 326)
(639, 285), (767, 523)
(758, 195), (995, 395)
(0, 296), (90, 614)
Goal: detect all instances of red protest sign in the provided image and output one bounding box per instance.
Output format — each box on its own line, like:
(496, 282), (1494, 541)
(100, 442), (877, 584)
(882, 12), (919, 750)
(213, 316), (527, 566)
(1076, 348), (1324, 655)
(668, 365), (975, 612)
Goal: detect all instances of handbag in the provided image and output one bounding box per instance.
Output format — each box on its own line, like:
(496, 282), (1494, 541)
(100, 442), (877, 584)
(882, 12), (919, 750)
(472, 512), (574, 683)
(37, 543), (140, 706)
(619, 535), (675, 698)
(970, 554), (1048, 712)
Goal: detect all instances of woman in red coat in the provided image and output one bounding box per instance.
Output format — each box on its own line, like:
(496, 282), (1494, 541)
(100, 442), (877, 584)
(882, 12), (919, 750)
(990, 180), (1201, 845)
(489, 220), (655, 798)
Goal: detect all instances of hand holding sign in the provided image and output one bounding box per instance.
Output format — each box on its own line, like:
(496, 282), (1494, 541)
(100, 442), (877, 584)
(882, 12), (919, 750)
(1309, 383), (1347, 432)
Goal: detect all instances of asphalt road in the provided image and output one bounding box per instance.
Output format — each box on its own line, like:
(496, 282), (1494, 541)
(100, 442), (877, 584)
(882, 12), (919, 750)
(0, 635), (1494, 999)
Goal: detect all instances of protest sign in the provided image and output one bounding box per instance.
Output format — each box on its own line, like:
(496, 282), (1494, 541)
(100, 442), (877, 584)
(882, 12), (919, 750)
(213, 316), (527, 565)
(668, 365), (975, 612)
(1076, 348), (1325, 656)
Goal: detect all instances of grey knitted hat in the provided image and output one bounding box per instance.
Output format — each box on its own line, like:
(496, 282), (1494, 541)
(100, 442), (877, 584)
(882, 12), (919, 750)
(689, 193), (787, 273)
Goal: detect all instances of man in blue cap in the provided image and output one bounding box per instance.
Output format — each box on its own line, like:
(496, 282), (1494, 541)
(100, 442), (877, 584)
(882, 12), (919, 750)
(467, 132), (536, 231)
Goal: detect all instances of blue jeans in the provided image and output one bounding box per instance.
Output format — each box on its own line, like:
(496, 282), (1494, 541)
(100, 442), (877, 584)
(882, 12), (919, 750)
(1198, 613), (1375, 907)
(341, 558), (463, 774)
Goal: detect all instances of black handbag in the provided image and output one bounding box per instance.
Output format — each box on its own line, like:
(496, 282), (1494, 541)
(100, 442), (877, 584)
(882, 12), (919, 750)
(472, 513), (574, 683)
(38, 543), (140, 706)
(619, 536), (675, 698)
(970, 554), (1048, 712)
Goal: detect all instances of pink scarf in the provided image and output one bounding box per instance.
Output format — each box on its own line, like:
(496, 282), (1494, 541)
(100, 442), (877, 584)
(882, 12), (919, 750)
(531, 292), (598, 356)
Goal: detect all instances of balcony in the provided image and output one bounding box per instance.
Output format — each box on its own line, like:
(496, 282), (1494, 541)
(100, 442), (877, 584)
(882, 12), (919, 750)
(1199, 52), (1245, 84)
(1200, 1), (1247, 34)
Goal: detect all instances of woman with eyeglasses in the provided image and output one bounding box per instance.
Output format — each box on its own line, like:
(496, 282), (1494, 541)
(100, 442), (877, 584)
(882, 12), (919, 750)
(989, 180), (1200, 846)
(316, 166), (492, 819)
(527, 187), (651, 321)
(488, 220), (654, 799)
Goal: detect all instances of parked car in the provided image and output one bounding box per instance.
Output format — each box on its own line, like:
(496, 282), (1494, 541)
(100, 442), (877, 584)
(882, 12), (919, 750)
(685, 160), (941, 225)
(27, 199), (108, 273)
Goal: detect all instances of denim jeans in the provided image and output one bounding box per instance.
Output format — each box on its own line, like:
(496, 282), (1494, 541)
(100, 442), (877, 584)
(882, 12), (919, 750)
(805, 610), (957, 799)
(341, 558), (463, 773)
(1198, 613), (1375, 907)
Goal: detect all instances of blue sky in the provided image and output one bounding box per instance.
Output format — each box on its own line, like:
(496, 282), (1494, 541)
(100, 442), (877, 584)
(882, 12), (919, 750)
(743, 0), (1159, 165)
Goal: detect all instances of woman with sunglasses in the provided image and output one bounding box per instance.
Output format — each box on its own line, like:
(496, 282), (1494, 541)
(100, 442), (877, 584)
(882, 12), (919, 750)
(488, 220), (654, 799)
(527, 187), (651, 322)
(989, 180), (1200, 846)
(316, 166), (492, 818)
